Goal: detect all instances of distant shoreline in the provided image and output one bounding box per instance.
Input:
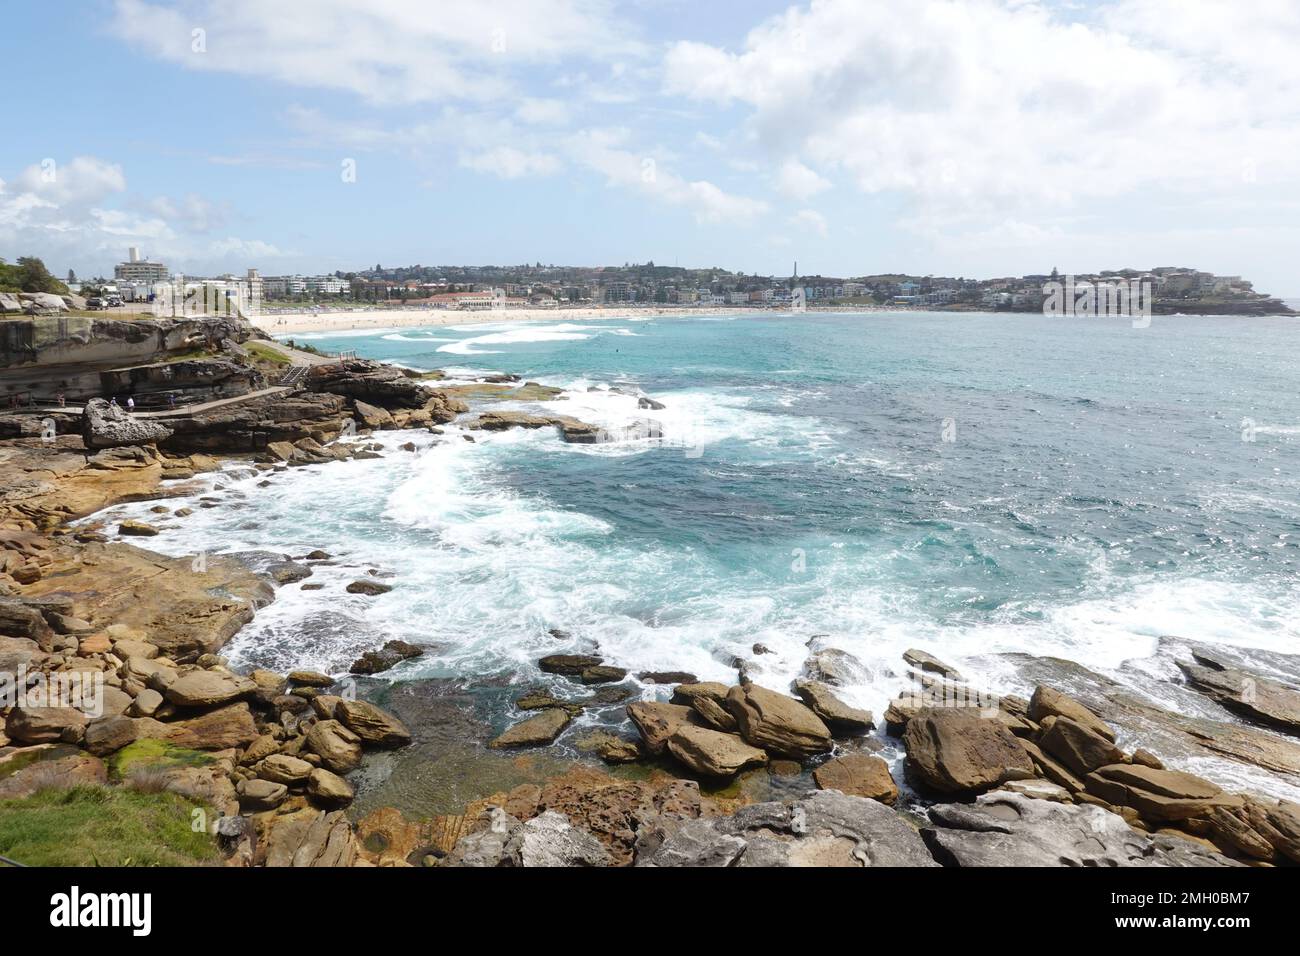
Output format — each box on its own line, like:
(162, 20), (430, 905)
(253, 302), (1298, 336)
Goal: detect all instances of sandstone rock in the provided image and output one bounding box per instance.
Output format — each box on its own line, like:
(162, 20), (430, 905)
(1177, 658), (1300, 734)
(163, 669), (255, 707)
(288, 669), (335, 688)
(597, 738), (642, 763)
(637, 789), (937, 868)
(5, 705), (87, 744)
(349, 639), (423, 675)
(903, 648), (964, 681)
(639, 671), (698, 684)
(669, 681), (730, 705)
(82, 398), (173, 450)
(580, 665), (628, 684)
(725, 683), (833, 758)
(793, 678), (874, 734)
(117, 519), (160, 537)
(0, 744), (107, 799)
(336, 699), (412, 748)
(1000, 777), (1074, 803)
(666, 724), (768, 778)
(263, 809), (359, 867)
(813, 754), (898, 804)
(1028, 684), (1115, 743)
(802, 647), (870, 686)
(924, 790), (1236, 866)
(489, 708), (571, 749)
(1084, 763), (1237, 822)
(112, 638), (158, 660)
(353, 400), (394, 429)
(627, 701), (697, 755)
(238, 777), (288, 811)
(128, 688), (164, 717)
(902, 710), (1035, 795)
(539, 653), (602, 675)
(305, 719), (363, 773)
(162, 702), (259, 751)
(258, 753), (314, 785)
(345, 579), (392, 596)
(690, 694), (738, 732)
(1039, 715), (1126, 776)
(307, 767), (354, 809)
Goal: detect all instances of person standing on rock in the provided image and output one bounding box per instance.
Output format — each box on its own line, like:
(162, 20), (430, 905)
(126, 396), (135, 414)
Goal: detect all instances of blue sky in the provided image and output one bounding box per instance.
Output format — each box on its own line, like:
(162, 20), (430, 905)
(2, 0), (1297, 294)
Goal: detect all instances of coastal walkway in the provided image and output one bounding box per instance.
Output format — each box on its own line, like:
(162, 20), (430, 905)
(23, 386), (295, 419)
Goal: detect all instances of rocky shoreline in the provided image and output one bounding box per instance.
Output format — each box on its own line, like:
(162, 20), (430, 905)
(2, 350), (1299, 867)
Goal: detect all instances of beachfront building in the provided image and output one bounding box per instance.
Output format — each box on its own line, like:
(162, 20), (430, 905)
(114, 247), (170, 284)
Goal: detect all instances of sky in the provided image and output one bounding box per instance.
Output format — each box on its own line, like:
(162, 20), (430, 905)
(1, 0), (1297, 294)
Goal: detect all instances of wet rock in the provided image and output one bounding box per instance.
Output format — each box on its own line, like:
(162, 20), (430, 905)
(1177, 657), (1300, 734)
(288, 670), (335, 688)
(813, 754), (898, 804)
(725, 683), (833, 759)
(801, 648), (870, 687)
(336, 699), (412, 748)
(670, 682), (730, 705)
(627, 701), (698, 755)
(346, 580), (392, 596)
(793, 678), (874, 734)
(639, 670), (698, 684)
(580, 665), (628, 684)
(902, 710), (1035, 795)
(305, 719), (363, 773)
(489, 708), (571, 749)
(903, 648), (964, 682)
(539, 654), (602, 675)
(666, 724), (768, 778)
(117, 520), (160, 537)
(349, 639), (424, 675)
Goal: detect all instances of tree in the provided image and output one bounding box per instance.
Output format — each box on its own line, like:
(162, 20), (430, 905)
(15, 257), (70, 295)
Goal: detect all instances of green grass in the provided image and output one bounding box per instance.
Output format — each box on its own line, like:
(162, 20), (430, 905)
(0, 785), (218, 867)
(245, 341), (291, 366)
(107, 739), (215, 782)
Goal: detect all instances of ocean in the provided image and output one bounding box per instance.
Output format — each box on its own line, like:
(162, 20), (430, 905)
(92, 310), (1300, 798)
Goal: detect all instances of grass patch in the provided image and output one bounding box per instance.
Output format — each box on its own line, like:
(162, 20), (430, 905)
(0, 785), (218, 867)
(107, 739), (214, 783)
(245, 341), (291, 366)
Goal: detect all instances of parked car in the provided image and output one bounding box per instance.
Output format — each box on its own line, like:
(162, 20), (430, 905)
(86, 297), (107, 310)
(106, 295), (123, 308)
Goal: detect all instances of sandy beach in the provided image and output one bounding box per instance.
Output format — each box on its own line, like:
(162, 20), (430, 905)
(249, 305), (769, 335)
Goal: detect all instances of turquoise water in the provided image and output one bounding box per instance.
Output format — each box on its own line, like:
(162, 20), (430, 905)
(95, 310), (1300, 784)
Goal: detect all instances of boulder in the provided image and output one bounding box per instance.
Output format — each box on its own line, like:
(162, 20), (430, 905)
(82, 398), (173, 451)
(237, 777), (288, 811)
(263, 809), (359, 867)
(903, 648), (964, 681)
(690, 695), (738, 732)
(489, 708), (571, 749)
(336, 699), (412, 748)
(539, 654), (603, 675)
(902, 710), (1035, 795)
(1027, 684), (1115, 743)
(580, 665), (628, 684)
(258, 753), (314, 785)
(637, 789), (937, 868)
(349, 639), (423, 675)
(117, 520), (160, 537)
(307, 767), (354, 809)
(162, 670), (255, 708)
(793, 678), (874, 734)
(0, 744), (107, 799)
(812, 754), (898, 804)
(288, 670), (335, 688)
(4, 705), (87, 745)
(1084, 763), (1238, 822)
(1038, 715), (1126, 777)
(346, 580), (392, 596)
(447, 808), (612, 867)
(801, 648), (870, 686)
(924, 790), (1237, 867)
(627, 701), (697, 755)
(1177, 658), (1300, 734)
(725, 683), (833, 758)
(162, 702), (259, 751)
(669, 682), (730, 705)
(305, 720), (363, 773)
(666, 724), (768, 778)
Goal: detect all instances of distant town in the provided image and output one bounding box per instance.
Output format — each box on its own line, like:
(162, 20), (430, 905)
(3, 247), (1294, 317)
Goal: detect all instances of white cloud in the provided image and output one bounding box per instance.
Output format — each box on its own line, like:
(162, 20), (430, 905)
(567, 128), (768, 225)
(111, 0), (644, 105)
(663, 0), (1300, 218)
(460, 146), (562, 179)
(515, 98), (571, 125)
(776, 160), (830, 201)
(789, 208), (828, 237)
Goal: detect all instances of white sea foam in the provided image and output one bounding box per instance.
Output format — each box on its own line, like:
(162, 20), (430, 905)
(438, 323), (634, 355)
